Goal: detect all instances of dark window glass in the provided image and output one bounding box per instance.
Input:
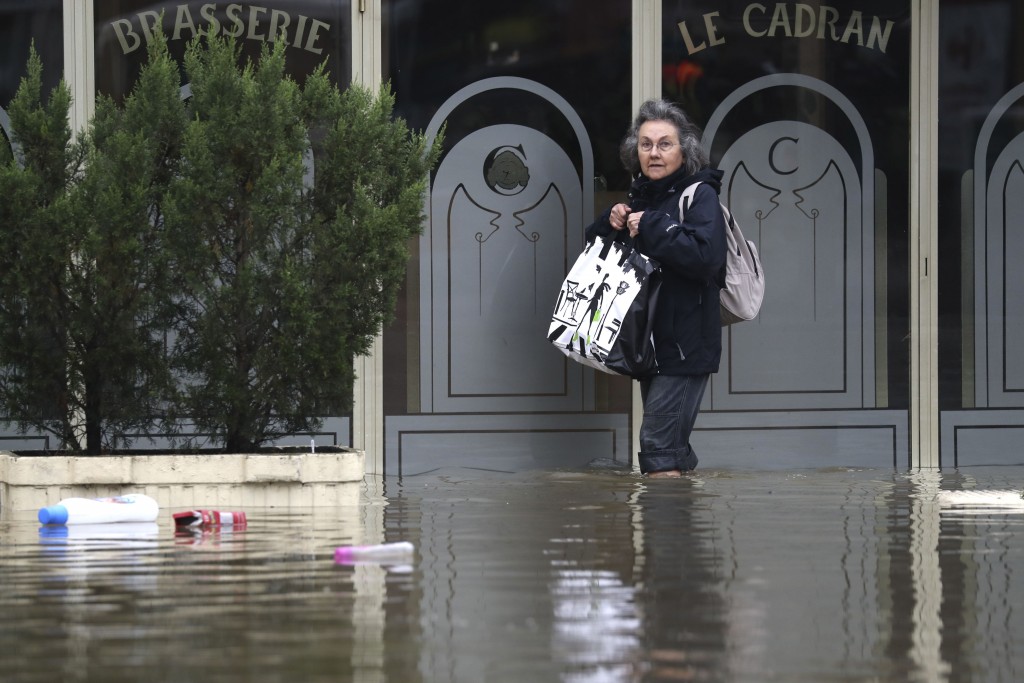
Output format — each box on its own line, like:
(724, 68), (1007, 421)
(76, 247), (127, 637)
(1, 0), (63, 112)
(937, 0), (1024, 466)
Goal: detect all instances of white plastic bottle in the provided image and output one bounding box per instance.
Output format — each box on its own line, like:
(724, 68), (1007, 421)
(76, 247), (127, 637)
(38, 493), (160, 525)
(334, 541), (414, 564)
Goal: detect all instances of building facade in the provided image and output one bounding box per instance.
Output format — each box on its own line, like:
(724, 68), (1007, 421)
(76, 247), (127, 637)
(1, 1), (1021, 472)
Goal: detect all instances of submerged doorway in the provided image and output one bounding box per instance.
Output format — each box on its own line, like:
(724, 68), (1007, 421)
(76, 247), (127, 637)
(378, 0), (912, 474)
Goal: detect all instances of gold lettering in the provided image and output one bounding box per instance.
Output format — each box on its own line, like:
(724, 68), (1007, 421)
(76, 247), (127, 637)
(269, 9), (291, 44)
(112, 18), (142, 54)
(304, 19), (330, 55)
(105, 4), (335, 57)
(818, 5), (840, 41)
(225, 4), (245, 37)
(768, 4), (792, 37)
(247, 6), (268, 41)
(793, 4), (815, 38)
(841, 10), (864, 46)
(867, 15), (894, 53)
(743, 3), (768, 38)
(173, 4), (197, 41)
(681, 3), (894, 55)
(679, 12), (725, 54)
(706, 11), (725, 47)
(678, 20), (708, 54)
(294, 14), (308, 49)
(138, 10), (161, 44)
(200, 3), (221, 35)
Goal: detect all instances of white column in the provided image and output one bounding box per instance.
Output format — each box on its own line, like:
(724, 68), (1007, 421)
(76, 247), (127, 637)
(350, 0), (385, 474)
(631, 1), (662, 470)
(62, 0), (94, 138)
(910, 0), (940, 468)
(632, 0), (661, 113)
(351, 0), (382, 88)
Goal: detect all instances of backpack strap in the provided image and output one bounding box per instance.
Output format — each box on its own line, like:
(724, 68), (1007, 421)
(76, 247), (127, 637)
(677, 181), (702, 219)
(678, 181), (728, 288)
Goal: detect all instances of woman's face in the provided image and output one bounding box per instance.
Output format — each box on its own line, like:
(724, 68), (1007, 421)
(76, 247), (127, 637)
(637, 120), (684, 180)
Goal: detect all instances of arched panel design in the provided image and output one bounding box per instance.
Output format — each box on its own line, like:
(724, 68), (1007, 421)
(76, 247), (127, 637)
(702, 75), (877, 411)
(942, 81), (1024, 466)
(974, 83), (1024, 409)
(420, 77), (595, 414)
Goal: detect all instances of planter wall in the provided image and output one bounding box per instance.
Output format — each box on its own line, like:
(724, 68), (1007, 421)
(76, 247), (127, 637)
(0, 449), (365, 514)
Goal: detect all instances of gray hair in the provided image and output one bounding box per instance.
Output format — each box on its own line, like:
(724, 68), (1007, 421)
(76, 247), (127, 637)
(619, 99), (708, 177)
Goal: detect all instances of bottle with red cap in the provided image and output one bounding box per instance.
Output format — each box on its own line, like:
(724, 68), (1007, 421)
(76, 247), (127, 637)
(172, 509), (247, 529)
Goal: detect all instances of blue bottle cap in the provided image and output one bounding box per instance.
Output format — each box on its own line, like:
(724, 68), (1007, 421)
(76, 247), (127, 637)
(38, 504), (69, 525)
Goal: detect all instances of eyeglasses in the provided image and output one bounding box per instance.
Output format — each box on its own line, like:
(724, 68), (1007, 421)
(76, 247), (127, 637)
(638, 140), (679, 153)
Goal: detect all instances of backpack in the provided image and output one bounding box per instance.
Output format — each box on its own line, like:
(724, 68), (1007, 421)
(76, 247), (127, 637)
(679, 182), (764, 325)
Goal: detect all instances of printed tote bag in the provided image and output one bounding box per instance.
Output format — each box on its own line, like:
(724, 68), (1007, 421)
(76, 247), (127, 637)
(547, 234), (660, 377)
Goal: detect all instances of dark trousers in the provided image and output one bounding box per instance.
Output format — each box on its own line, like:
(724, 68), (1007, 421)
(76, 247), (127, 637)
(638, 373), (710, 474)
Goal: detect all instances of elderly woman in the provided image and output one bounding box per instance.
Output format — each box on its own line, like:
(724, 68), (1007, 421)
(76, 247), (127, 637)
(585, 99), (727, 477)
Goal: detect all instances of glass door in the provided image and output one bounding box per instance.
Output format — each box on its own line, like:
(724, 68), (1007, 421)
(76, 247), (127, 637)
(662, 0), (913, 467)
(380, 0), (635, 476)
(937, 0), (1024, 467)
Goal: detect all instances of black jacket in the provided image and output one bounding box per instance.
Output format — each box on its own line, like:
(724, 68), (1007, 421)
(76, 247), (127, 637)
(585, 167), (727, 375)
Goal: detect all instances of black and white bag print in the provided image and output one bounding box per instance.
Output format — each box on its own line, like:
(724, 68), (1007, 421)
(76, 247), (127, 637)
(547, 234), (661, 377)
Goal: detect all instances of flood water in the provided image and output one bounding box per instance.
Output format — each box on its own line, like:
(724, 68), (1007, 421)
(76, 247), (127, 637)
(1, 466), (1022, 683)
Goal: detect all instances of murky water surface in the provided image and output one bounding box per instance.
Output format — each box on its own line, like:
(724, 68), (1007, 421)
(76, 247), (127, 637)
(1, 466), (1022, 682)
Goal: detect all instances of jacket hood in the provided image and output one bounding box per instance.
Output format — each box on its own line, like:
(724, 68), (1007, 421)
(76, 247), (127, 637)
(681, 167), (723, 194)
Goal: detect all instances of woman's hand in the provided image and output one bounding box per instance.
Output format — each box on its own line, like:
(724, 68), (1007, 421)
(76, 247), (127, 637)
(609, 203), (631, 230)
(626, 210), (644, 238)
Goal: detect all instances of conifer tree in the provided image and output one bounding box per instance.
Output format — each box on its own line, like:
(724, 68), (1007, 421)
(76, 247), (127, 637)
(0, 46), (79, 449)
(1, 35), (438, 453)
(0, 38), (184, 453)
(164, 36), (439, 452)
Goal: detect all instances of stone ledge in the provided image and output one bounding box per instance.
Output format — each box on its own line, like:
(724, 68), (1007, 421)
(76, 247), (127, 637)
(0, 449), (365, 512)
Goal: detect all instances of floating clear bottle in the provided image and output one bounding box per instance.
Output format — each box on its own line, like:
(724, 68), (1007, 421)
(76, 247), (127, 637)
(334, 541), (414, 564)
(38, 493), (160, 525)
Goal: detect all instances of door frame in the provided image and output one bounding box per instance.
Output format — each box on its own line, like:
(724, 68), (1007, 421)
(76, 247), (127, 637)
(910, 0), (940, 467)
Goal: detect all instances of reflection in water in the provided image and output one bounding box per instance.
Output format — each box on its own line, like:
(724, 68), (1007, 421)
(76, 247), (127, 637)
(0, 468), (1021, 682)
(552, 567), (640, 681)
(936, 471), (1023, 683)
(630, 478), (728, 681)
(37, 521), (162, 592)
(174, 524), (250, 550)
(550, 483), (642, 682)
(908, 471), (949, 682)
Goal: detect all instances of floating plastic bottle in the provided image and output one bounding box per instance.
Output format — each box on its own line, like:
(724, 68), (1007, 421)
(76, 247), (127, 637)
(334, 541), (414, 564)
(173, 509), (247, 528)
(38, 493), (160, 525)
